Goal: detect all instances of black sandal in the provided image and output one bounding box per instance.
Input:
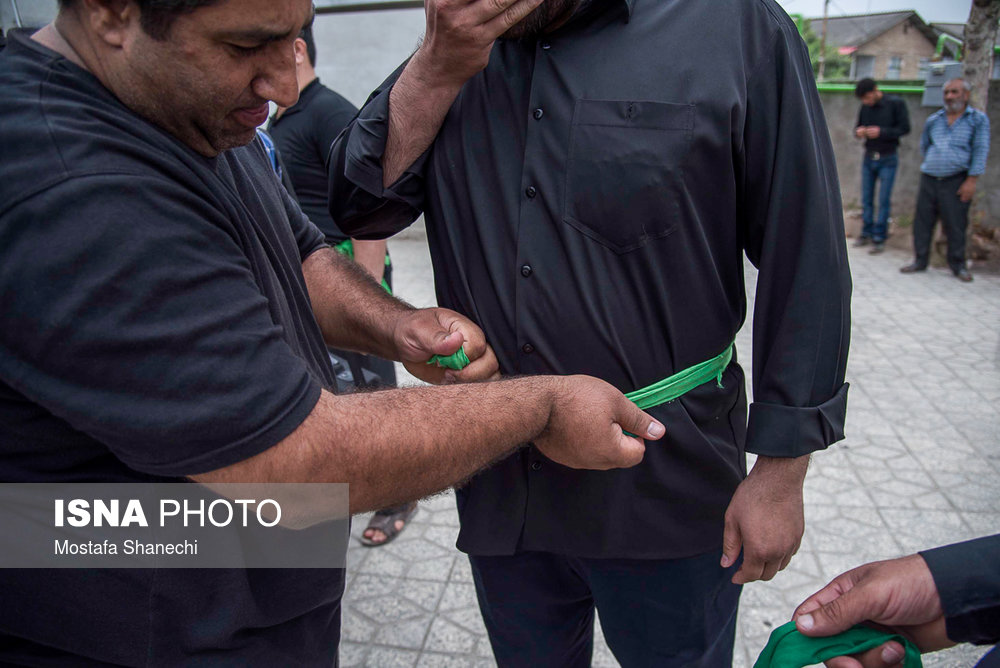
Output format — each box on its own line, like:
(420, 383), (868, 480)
(359, 502), (418, 546)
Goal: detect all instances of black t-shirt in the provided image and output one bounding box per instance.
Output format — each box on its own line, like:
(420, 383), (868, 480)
(268, 78), (358, 242)
(0, 32), (343, 665)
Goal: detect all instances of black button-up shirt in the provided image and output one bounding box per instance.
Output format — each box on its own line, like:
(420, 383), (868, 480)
(329, 0), (851, 559)
(856, 93), (911, 155)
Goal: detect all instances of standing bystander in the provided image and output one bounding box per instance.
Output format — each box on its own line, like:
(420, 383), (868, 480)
(853, 78), (910, 254)
(901, 78), (990, 282)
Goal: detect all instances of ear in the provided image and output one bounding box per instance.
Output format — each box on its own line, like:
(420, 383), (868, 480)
(79, 0), (138, 48)
(293, 37), (307, 66)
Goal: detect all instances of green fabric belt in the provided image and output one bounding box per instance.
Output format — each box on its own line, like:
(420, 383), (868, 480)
(624, 344), (733, 410)
(754, 621), (922, 668)
(427, 348), (470, 371)
(333, 238), (392, 294)
(620, 343), (733, 437)
(423, 343), (733, 410)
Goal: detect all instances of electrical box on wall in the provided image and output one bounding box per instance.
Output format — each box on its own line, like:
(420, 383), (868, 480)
(922, 62), (963, 107)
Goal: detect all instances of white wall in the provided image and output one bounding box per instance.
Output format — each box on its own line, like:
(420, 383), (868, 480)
(310, 8), (426, 108)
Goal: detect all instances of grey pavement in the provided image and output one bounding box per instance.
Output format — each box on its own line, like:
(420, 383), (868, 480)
(340, 230), (1000, 668)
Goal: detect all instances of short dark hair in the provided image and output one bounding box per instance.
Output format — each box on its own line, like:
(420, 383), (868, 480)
(58, 0), (220, 40)
(854, 78), (877, 98)
(299, 20), (316, 67)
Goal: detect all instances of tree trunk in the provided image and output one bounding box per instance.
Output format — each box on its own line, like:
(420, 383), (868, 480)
(964, 0), (1000, 111)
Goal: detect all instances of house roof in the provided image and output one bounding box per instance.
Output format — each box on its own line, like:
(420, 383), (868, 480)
(931, 22), (1000, 48)
(805, 10), (937, 50)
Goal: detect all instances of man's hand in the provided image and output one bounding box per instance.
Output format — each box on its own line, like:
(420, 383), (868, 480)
(864, 126), (881, 139)
(534, 376), (665, 470)
(721, 455), (809, 584)
(957, 176), (978, 203)
(792, 555), (953, 668)
(392, 307), (499, 384)
(855, 126), (867, 139)
(415, 0), (545, 87)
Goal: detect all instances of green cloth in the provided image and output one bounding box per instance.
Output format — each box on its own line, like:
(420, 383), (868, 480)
(332, 238), (392, 294)
(427, 348), (470, 371)
(753, 621), (922, 668)
(621, 343), (734, 436)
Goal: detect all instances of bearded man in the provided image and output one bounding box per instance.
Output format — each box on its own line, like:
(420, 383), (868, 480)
(328, 0), (853, 664)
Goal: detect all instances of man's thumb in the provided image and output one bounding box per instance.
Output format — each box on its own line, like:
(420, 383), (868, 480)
(622, 403), (664, 441)
(796, 592), (864, 637)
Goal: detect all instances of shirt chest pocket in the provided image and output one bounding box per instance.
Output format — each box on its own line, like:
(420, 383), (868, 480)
(563, 100), (694, 254)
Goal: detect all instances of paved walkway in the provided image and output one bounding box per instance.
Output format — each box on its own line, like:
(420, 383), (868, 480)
(340, 229), (1000, 667)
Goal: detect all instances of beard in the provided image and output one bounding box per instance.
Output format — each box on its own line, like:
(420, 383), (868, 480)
(945, 99), (966, 114)
(500, 0), (584, 41)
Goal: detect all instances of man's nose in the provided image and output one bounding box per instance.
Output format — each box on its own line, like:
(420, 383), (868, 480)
(254, 44), (299, 108)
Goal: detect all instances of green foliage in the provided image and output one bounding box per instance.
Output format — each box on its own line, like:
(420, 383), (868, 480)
(791, 14), (853, 80)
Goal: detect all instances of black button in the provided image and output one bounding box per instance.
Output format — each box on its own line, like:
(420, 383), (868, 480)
(520, 264), (533, 277)
(540, 42), (551, 50)
(530, 461), (542, 471)
(533, 108), (544, 120)
(522, 343), (535, 354)
(525, 186), (537, 199)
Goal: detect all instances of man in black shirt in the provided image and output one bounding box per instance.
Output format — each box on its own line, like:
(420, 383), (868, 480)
(329, 0), (851, 665)
(268, 22), (417, 546)
(0, 0), (666, 663)
(853, 78), (911, 254)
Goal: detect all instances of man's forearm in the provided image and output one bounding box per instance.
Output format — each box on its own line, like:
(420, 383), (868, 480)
(382, 52), (465, 187)
(193, 377), (557, 512)
(749, 454), (810, 492)
(302, 247), (410, 359)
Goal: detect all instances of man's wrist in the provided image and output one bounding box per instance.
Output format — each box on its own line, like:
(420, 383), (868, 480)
(750, 455), (810, 488)
(407, 47), (474, 94)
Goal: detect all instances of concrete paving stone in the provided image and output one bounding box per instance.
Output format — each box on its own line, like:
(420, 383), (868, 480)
(420, 492), (460, 514)
(341, 609), (379, 643)
(351, 595), (428, 625)
(422, 524), (461, 551)
(354, 547), (409, 578)
(415, 652), (490, 668)
(438, 582), (478, 613)
(366, 647), (420, 668)
(424, 508), (461, 528)
(923, 644), (992, 668)
(397, 579), (447, 612)
(443, 606), (490, 636)
(406, 555), (457, 582)
(370, 616), (433, 651)
(474, 638), (495, 659)
(380, 537), (453, 563)
(961, 512), (1000, 536)
(339, 641), (369, 667)
(450, 557), (475, 583)
(424, 617), (479, 654)
(349, 572), (402, 599)
(878, 508), (977, 554)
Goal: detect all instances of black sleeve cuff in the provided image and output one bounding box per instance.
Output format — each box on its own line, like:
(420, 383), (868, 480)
(920, 535), (1000, 646)
(745, 383), (849, 457)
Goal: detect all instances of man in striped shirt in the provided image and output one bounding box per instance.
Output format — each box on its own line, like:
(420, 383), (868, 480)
(901, 78), (990, 282)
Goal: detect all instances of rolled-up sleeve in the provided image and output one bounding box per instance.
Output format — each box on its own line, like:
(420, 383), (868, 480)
(739, 20), (852, 458)
(327, 62), (430, 240)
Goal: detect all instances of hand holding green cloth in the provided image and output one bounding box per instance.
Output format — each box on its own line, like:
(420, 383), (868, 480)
(754, 621), (922, 668)
(427, 348), (470, 371)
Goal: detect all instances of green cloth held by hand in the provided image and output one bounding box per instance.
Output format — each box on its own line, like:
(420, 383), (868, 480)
(754, 621), (922, 668)
(427, 347), (470, 371)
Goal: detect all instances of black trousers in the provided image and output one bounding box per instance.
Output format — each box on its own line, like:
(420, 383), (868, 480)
(913, 172), (971, 273)
(469, 549), (741, 667)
